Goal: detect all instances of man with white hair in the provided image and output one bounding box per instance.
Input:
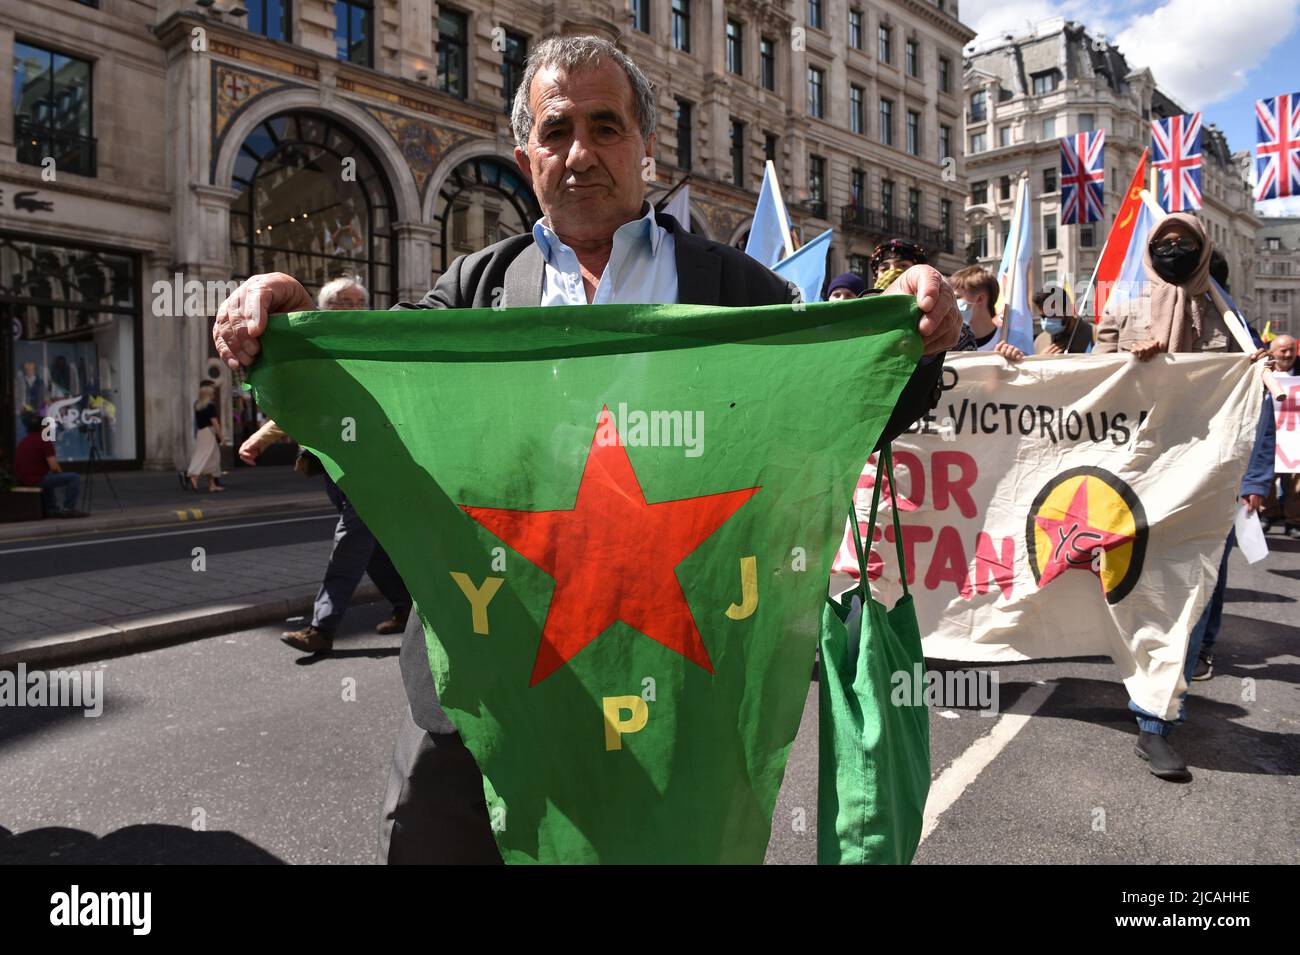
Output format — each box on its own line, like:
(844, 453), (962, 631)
(1264, 334), (1300, 536)
(213, 35), (961, 862)
(238, 277), (412, 650)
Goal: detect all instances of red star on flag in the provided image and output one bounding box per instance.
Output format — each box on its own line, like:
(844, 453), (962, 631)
(1034, 481), (1135, 590)
(463, 407), (759, 686)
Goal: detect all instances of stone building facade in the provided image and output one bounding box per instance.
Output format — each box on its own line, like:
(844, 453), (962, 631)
(961, 18), (1258, 316)
(1, 0), (973, 472)
(1256, 218), (1300, 337)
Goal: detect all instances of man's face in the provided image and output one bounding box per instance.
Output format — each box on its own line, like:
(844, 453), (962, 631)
(1271, 338), (1296, 372)
(513, 61), (654, 244)
(828, 288), (858, 301)
(329, 286), (367, 310)
(22, 362), (36, 377)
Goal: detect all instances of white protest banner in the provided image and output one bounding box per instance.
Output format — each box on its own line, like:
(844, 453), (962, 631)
(831, 353), (1261, 720)
(1272, 373), (1300, 473)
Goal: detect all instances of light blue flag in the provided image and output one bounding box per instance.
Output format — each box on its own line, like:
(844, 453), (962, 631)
(773, 228), (833, 304)
(745, 160), (794, 270)
(988, 177), (1035, 354)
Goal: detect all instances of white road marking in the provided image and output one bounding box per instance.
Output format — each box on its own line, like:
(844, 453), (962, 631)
(0, 513), (337, 554)
(919, 681), (1057, 845)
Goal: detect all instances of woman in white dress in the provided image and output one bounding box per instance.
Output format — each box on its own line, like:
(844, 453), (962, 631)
(185, 384), (224, 492)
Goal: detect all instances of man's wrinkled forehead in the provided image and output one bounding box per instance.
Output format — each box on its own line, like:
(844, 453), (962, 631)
(529, 63), (635, 132)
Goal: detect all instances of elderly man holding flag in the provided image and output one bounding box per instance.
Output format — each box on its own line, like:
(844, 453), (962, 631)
(212, 35), (961, 862)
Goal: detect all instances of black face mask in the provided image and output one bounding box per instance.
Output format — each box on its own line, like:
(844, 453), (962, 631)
(1150, 245), (1200, 283)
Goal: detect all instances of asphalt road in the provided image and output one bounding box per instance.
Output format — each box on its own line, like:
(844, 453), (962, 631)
(1, 534), (1296, 864)
(0, 508), (339, 583)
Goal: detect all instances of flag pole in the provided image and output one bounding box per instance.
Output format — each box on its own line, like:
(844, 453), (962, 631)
(653, 173), (693, 212)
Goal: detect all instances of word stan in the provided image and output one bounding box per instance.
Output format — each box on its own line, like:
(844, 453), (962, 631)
(864, 450), (1016, 599)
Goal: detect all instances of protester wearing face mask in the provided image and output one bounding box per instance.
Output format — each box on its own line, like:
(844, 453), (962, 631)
(1033, 286), (1093, 354)
(871, 239), (927, 291)
(1094, 212), (1257, 782)
(1095, 213), (1233, 360)
(949, 266), (1025, 361)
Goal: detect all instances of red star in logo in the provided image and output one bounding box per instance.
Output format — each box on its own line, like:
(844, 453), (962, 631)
(1034, 480), (1135, 590)
(462, 407), (759, 686)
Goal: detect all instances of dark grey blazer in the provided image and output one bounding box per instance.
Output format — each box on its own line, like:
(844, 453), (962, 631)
(393, 211), (944, 733)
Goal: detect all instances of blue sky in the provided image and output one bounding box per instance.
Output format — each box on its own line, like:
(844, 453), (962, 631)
(961, 0), (1300, 214)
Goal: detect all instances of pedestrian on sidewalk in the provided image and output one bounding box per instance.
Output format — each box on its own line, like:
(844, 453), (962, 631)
(14, 412), (86, 518)
(237, 277), (411, 653)
(185, 383), (225, 493)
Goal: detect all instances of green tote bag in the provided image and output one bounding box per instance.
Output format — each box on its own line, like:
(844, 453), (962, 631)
(817, 445), (932, 865)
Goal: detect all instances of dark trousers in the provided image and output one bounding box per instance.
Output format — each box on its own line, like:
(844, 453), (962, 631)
(39, 471), (81, 514)
(1264, 474), (1300, 527)
(376, 706), (501, 864)
(313, 476), (410, 632)
(1199, 529), (1234, 653)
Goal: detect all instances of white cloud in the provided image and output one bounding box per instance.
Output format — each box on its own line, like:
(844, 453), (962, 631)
(1115, 0), (1300, 109)
(960, 0), (1299, 111)
(1257, 196), (1300, 216)
(958, 0), (1132, 46)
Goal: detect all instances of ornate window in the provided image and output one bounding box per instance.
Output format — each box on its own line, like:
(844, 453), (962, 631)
(229, 112), (396, 308)
(432, 157), (541, 279)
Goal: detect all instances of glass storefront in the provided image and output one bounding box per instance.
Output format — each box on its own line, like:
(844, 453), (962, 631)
(433, 157), (540, 279)
(1, 233), (139, 466)
(228, 110), (397, 458)
(229, 110), (396, 308)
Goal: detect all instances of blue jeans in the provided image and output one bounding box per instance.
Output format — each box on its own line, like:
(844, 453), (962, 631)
(312, 476), (410, 632)
(39, 471), (81, 514)
(1127, 530), (1234, 736)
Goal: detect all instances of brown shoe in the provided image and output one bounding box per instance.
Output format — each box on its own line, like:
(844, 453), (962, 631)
(281, 625), (333, 653)
(375, 607), (411, 635)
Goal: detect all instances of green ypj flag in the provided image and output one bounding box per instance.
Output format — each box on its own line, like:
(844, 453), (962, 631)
(249, 296), (921, 864)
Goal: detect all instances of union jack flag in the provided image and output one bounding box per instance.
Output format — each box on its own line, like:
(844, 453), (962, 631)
(1060, 130), (1105, 225)
(1255, 91), (1300, 201)
(1151, 112), (1202, 212)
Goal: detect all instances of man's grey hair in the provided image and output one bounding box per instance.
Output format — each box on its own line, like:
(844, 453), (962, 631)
(510, 35), (656, 150)
(318, 276), (368, 308)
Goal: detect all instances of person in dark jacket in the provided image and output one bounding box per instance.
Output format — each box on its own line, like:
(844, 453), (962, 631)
(1032, 286), (1093, 354)
(210, 35), (962, 864)
(1188, 354), (1277, 681)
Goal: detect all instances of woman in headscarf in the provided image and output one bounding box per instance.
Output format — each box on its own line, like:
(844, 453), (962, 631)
(1095, 212), (1234, 359)
(184, 383), (224, 492)
(1094, 212), (1244, 782)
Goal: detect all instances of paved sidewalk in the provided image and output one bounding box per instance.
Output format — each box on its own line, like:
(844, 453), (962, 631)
(1, 464), (325, 543)
(0, 537), (380, 667)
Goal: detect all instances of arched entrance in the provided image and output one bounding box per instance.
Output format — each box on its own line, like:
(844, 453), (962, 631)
(229, 111), (398, 307)
(431, 156), (540, 279)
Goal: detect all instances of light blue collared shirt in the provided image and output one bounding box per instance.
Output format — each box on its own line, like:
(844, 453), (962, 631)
(531, 202), (678, 306)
